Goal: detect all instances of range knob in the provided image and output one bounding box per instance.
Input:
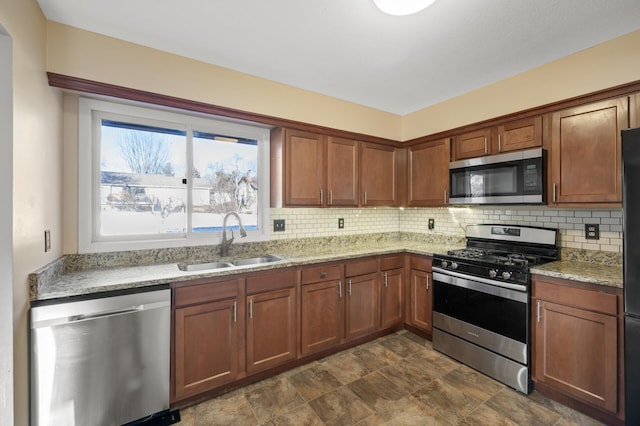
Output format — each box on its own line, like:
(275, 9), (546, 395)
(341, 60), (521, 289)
(441, 260), (449, 268)
(501, 271), (512, 280)
(450, 262), (458, 270)
(489, 269), (498, 278)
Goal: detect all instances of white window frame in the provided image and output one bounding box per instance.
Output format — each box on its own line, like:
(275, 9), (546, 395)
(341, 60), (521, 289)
(78, 97), (271, 253)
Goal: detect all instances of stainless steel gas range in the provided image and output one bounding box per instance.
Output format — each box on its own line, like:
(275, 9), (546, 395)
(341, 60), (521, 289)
(432, 224), (559, 394)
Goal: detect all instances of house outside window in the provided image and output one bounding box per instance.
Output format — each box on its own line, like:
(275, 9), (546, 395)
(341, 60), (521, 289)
(78, 97), (270, 253)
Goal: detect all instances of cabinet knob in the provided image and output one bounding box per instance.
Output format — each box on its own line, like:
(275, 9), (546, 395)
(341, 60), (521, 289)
(320, 271), (327, 278)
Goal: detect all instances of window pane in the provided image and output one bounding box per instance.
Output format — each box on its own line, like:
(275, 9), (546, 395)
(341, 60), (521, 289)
(192, 131), (258, 233)
(99, 120), (187, 236)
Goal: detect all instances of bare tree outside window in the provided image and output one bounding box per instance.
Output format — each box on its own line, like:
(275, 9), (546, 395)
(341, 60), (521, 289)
(118, 130), (171, 175)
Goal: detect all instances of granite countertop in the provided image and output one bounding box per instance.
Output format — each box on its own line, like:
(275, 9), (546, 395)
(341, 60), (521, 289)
(31, 232), (624, 302)
(30, 237), (463, 302)
(531, 260), (623, 288)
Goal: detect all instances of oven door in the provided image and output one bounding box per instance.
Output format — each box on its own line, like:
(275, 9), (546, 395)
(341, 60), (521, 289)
(449, 148), (544, 205)
(432, 269), (529, 364)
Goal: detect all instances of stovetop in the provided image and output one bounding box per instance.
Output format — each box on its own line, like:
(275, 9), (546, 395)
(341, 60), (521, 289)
(433, 224), (559, 287)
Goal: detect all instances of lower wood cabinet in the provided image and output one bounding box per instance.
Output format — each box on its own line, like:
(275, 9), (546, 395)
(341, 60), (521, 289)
(406, 255), (433, 334)
(300, 264), (344, 356)
(246, 269), (297, 374)
(532, 275), (623, 420)
(380, 255), (405, 329)
(345, 258), (380, 340)
(172, 278), (243, 401)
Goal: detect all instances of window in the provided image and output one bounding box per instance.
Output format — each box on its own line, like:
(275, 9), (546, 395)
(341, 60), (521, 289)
(79, 98), (270, 253)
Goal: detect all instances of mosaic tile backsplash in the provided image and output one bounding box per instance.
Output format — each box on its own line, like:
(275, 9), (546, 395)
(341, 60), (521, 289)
(271, 207), (623, 253)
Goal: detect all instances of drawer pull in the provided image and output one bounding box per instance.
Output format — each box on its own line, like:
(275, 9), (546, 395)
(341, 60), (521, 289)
(320, 271), (327, 278)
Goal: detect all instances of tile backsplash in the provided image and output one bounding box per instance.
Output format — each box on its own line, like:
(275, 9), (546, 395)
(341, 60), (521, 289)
(271, 207), (623, 253)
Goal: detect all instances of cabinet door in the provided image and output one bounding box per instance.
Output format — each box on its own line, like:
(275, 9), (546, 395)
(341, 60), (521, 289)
(285, 129), (326, 206)
(408, 269), (432, 333)
(453, 127), (492, 160)
(534, 300), (617, 413)
(496, 116), (542, 153)
(381, 268), (404, 329)
(407, 138), (450, 206)
(174, 298), (239, 400)
(632, 93), (640, 128)
(327, 136), (359, 206)
(246, 288), (296, 374)
(360, 143), (397, 206)
(345, 272), (380, 340)
(550, 97), (628, 205)
(301, 279), (344, 355)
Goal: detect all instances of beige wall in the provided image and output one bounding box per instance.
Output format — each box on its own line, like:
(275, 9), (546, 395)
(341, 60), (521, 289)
(46, 22), (402, 141)
(402, 29), (640, 140)
(0, 0), (64, 424)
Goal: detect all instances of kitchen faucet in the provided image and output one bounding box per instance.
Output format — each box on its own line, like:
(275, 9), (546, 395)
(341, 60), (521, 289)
(220, 211), (247, 256)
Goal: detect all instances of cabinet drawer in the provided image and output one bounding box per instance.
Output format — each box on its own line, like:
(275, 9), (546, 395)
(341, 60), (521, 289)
(533, 278), (618, 315)
(380, 255), (404, 271)
(410, 255), (432, 272)
(246, 268), (296, 295)
(174, 279), (239, 307)
(301, 264), (342, 284)
(345, 257), (378, 277)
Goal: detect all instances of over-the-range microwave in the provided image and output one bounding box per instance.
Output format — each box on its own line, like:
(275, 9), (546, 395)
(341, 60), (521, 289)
(449, 148), (545, 205)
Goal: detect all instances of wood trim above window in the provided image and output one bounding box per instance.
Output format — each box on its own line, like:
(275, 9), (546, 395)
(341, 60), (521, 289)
(47, 72), (400, 147)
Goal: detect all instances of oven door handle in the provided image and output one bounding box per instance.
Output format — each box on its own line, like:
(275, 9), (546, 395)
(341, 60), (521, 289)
(432, 268), (528, 303)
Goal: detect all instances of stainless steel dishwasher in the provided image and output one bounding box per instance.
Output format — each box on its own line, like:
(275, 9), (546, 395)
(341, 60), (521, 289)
(30, 289), (173, 426)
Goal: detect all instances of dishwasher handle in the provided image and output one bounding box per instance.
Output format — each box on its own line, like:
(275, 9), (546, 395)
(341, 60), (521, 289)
(32, 299), (170, 329)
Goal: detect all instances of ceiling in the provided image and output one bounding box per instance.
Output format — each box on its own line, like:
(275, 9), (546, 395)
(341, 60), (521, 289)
(37, 0), (640, 115)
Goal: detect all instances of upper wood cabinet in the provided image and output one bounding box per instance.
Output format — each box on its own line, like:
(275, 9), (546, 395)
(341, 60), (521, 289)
(271, 128), (325, 207)
(452, 127), (492, 160)
(549, 97), (629, 206)
(452, 116), (542, 161)
(631, 93), (640, 128)
(407, 138), (450, 206)
(361, 142), (399, 206)
(327, 136), (359, 206)
(496, 116), (542, 153)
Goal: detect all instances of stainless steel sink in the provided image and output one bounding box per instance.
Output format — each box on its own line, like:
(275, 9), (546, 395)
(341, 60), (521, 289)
(231, 255), (281, 267)
(177, 255), (281, 272)
(177, 261), (233, 272)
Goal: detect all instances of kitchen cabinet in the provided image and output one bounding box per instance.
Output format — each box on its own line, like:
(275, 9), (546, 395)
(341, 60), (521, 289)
(453, 127), (492, 160)
(407, 138), (450, 206)
(452, 116), (542, 160)
(380, 255), (405, 329)
(270, 128), (326, 207)
(245, 269), (297, 374)
(172, 278), (243, 401)
(549, 97), (628, 206)
(300, 264), (344, 355)
(345, 258), (380, 340)
(632, 93), (640, 128)
(532, 275), (623, 418)
(327, 136), (359, 206)
(406, 255), (433, 334)
(360, 142), (399, 206)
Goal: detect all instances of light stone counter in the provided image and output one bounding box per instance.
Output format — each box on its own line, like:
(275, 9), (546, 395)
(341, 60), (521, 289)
(30, 234), (464, 302)
(531, 260), (623, 288)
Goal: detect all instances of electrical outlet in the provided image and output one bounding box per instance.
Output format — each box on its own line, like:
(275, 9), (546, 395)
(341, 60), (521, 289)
(44, 229), (51, 252)
(585, 224), (600, 240)
(273, 219), (285, 232)
(338, 218), (344, 229)
(428, 218), (435, 230)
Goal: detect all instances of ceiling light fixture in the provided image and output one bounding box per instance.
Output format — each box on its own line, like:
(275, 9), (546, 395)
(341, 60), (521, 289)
(373, 0), (436, 16)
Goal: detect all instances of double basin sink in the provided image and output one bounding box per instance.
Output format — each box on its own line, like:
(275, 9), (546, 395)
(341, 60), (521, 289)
(178, 254), (282, 272)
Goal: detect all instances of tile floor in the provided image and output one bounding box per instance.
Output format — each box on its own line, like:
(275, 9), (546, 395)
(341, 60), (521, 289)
(176, 330), (604, 425)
